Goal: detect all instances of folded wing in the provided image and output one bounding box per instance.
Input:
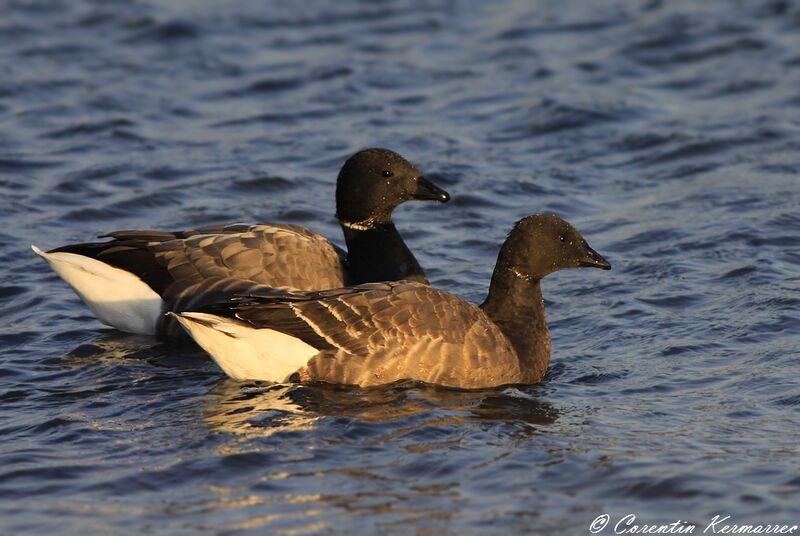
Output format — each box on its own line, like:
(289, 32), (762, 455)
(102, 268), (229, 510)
(53, 223), (348, 296)
(202, 281), (522, 388)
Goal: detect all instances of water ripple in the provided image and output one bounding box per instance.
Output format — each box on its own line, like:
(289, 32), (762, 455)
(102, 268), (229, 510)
(3, 0), (800, 533)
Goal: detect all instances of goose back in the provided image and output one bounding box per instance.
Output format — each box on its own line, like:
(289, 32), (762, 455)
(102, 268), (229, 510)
(53, 223), (347, 296)
(202, 281), (524, 388)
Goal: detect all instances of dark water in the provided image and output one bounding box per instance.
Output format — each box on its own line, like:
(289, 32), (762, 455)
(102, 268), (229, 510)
(2, 0), (799, 533)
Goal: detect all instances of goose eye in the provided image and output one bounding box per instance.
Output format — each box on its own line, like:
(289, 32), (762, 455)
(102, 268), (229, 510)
(382, 170), (393, 178)
(558, 234), (566, 242)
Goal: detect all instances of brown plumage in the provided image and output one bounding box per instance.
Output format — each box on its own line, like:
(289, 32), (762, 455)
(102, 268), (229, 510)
(85, 223), (347, 295)
(221, 282), (522, 388)
(175, 215), (612, 389)
(154, 224), (347, 293)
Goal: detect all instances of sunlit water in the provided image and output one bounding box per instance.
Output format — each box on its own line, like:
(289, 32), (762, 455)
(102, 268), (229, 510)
(1, 0), (799, 533)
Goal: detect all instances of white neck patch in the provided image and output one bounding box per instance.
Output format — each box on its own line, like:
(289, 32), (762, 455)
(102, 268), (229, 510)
(510, 267), (535, 281)
(340, 220), (376, 231)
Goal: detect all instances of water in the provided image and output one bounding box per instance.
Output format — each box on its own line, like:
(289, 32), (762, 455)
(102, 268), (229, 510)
(1, 0), (799, 533)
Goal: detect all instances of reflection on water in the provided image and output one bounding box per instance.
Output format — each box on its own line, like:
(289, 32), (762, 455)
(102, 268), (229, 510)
(61, 330), (211, 376)
(204, 381), (320, 438)
(62, 331), (164, 365)
(201, 379), (559, 533)
(4, 0), (800, 532)
(205, 379), (559, 437)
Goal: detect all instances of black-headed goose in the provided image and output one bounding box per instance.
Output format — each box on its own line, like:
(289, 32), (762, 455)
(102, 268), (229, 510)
(171, 215), (611, 389)
(33, 148), (450, 336)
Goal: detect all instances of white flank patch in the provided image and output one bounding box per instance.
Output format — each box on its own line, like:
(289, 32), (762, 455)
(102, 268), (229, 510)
(171, 312), (317, 382)
(32, 245), (164, 335)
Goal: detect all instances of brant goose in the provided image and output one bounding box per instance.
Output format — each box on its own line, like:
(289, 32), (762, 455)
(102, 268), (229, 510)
(32, 149), (450, 336)
(171, 215), (611, 389)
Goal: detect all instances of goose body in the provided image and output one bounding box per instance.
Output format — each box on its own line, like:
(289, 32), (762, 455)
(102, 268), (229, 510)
(173, 282), (523, 387)
(33, 149), (449, 336)
(173, 215), (612, 389)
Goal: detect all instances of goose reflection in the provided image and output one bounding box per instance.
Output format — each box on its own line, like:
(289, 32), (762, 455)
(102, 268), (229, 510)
(203, 378), (559, 437)
(61, 329), (208, 369)
(203, 381), (320, 438)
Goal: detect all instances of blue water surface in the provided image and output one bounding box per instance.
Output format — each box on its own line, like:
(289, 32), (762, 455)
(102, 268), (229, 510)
(1, 0), (799, 533)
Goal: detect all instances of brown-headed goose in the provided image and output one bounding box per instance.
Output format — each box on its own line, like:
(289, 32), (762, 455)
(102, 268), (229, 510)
(32, 149), (450, 337)
(170, 215), (611, 389)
